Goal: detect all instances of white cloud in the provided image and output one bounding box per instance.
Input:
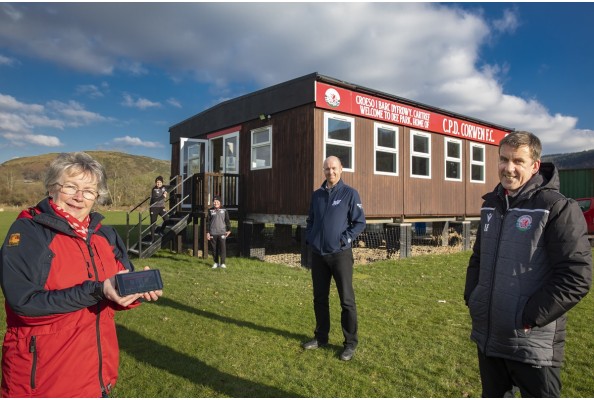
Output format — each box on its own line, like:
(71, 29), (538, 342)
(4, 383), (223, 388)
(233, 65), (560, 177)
(493, 8), (520, 34)
(112, 135), (163, 148)
(2, 132), (62, 147)
(167, 97), (182, 108)
(47, 100), (110, 126)
(0, 53), (16, 66)
(121, 93), (161, 110)
(76, 83), (106, 98)
(0, 4), (23, 21)
(0, 92), (110, 148)
(0, 93), (44, 113)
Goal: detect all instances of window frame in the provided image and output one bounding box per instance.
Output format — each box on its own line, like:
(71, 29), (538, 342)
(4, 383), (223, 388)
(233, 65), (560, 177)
(323, 112), (355, 172)
(410, 129), (431, 179)
(444, 137), (463, 182)
(250, 126), (272, 170)
(469, 142), (486, 183)
(374, 122), (399, 176)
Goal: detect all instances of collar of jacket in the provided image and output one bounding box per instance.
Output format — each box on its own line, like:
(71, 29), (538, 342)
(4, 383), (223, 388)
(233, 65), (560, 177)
(20, 197), (104, 237)
(320, 178), (344, 191)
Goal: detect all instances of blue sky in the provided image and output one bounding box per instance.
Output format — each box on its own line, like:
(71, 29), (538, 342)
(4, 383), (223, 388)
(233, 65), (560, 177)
(1, 2), (593, 164)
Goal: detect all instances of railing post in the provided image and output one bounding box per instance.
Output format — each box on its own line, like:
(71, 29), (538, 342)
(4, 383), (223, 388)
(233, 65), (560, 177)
(126, 212), (130, 250)
(138, 212), (143, 257)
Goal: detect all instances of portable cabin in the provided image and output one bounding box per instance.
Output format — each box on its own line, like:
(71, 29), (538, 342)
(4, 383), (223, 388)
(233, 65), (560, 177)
(168, 72), (512, 259)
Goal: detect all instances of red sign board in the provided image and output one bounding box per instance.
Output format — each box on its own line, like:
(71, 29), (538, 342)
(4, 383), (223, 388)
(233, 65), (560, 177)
(315, 82), (509, 145)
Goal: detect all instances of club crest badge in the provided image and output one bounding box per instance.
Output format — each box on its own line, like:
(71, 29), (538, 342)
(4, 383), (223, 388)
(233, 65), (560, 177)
(324, 88), (341, 108)
(8, 233), (21, 247)
(516, 215), (532, 232)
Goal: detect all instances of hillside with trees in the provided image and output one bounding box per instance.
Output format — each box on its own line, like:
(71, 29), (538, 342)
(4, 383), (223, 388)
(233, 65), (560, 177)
(542, 149), (594, 169)
(0, 151), (170, 209)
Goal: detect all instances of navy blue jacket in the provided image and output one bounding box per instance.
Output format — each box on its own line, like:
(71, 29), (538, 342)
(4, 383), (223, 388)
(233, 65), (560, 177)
(306, 179), (366, 256)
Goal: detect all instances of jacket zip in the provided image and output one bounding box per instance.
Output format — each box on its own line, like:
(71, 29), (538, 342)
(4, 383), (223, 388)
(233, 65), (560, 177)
(29, 336), (37, 389)
(87, 240), (107, 395)
(483, 198), (508, 354)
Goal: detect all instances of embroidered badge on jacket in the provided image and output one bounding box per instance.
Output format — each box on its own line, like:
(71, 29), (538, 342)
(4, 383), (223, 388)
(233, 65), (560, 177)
(516, 215), (533, 231)
(7, 233), (21, 247)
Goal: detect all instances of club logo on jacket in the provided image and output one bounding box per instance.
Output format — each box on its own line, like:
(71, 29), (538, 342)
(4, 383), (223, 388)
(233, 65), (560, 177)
(516, 215), (533, 232)
(332, 200), (342, 206)
(484, 213), (493, 232)
(7, 233), (20, 247)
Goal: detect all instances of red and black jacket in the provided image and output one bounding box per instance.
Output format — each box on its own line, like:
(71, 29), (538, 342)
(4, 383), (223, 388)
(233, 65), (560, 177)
(0, 198), (136, 397)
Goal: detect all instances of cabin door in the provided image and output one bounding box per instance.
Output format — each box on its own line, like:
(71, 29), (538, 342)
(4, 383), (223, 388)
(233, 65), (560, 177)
(209, 132), (239, 205)
(180, 138), (209, 209)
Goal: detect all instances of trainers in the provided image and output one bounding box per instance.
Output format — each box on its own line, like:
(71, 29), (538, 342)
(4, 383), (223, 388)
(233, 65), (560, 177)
(340, 347), (356, 361)
(220, 264), (227, 269)
(302, 339), (327, 350)
(212, 263), (218, 269)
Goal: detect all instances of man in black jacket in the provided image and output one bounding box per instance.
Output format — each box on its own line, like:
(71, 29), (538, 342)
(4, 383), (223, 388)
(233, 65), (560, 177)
(465, 131), (592, 397)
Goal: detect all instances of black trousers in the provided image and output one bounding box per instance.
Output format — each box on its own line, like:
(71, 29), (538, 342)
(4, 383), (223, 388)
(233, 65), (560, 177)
(477, 347), (561, 397)
(311, 248), (358, 349)
(210, 235), (227, 264)
(150, 207), (168, 238)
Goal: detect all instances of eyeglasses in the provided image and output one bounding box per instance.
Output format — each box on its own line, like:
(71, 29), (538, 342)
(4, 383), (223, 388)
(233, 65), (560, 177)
(56, 183), (99, 200)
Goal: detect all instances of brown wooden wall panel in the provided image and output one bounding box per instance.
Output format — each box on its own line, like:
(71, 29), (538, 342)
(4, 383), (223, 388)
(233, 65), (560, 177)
(241, 104), (315, 216)
(392, 125), (498, 218)
(171, 144), (180, 177)
(312, 110), (406, 218)
(465, 143), (500, 216)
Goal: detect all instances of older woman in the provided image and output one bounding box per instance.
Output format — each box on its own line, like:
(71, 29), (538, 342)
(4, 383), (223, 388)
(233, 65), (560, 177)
(0, 152), (162, 397)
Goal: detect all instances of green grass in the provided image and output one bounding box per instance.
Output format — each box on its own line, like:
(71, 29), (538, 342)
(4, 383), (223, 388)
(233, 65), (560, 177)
(1, 211), (593, 397)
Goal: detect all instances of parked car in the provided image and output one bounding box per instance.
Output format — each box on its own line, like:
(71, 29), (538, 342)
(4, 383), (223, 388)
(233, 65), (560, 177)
(576, 198), (594, 235)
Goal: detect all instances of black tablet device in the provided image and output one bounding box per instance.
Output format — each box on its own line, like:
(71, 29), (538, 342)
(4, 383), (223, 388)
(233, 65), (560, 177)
(115, 269), (163, 297)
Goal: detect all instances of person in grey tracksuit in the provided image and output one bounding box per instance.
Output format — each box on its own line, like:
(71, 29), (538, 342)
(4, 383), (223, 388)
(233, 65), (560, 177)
(206, 195), (231, 269)
(464, 131), (592, 397)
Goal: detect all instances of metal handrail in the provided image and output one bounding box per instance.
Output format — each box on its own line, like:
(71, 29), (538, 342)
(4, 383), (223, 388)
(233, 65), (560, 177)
(126, 174), (191, 250)
(137, 194), (190, 245)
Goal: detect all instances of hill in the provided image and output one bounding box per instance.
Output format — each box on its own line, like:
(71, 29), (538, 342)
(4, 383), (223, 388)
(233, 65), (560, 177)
(0, 151), (170, 208)
(542, 149), (594, 169)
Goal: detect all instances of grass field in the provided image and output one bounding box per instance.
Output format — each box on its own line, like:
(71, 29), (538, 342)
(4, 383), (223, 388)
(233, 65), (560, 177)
(1, 210), (593, 397)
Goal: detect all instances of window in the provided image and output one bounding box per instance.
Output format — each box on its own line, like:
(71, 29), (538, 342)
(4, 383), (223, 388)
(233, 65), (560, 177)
(374, 123), (398, 175)
(324, 113), (354, 171)
(251, 126), (272, 170)
(470, 143), (486, 183)
(224, 134), (238, 173)
(444, 138), (462, 181)
(410, 130), (431, 179)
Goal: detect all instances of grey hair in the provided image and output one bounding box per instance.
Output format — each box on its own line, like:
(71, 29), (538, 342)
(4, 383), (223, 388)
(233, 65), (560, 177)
(499, 131), (542, 162)
(44, 152), (110, 205)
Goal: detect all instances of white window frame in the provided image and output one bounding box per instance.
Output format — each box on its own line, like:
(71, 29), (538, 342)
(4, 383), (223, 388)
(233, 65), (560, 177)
(470, 143), (486, 183)
(410, 130), (431, 179)
(324, 112), (355, 172)
(444, 137), (462, 182)
(374, 122), (399, 176)
(250, 126), (272, 170)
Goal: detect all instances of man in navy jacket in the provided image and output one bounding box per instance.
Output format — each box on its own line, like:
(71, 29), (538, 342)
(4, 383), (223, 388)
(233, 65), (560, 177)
(304, 156), (366, 361)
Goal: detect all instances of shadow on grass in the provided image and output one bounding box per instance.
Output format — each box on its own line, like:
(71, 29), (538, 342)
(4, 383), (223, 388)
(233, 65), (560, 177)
(117, 324), (300, 397)
(156, 297), (308, 343)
